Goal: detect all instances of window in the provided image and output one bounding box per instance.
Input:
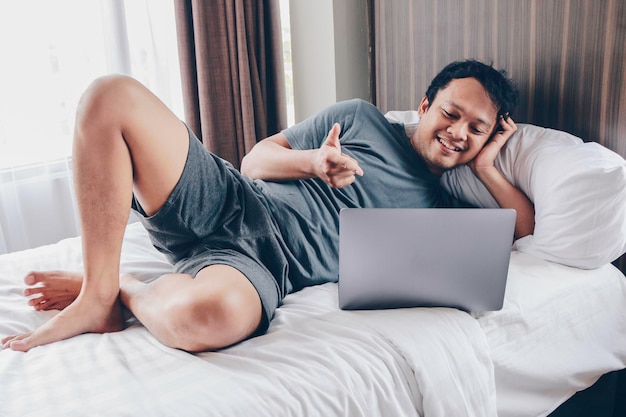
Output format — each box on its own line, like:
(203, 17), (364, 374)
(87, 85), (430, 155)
(279, 0), (295, 127)
(0, 0), (183, 170)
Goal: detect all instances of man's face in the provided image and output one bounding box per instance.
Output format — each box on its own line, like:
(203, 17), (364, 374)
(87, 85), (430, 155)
(410, 77), (499, 175)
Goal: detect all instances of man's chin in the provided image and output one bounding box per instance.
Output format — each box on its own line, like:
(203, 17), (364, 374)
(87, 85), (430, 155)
(429, 158), (461, 175)
(425, 162), (447, 176)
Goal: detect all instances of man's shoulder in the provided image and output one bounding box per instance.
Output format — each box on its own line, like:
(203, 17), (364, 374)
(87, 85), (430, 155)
(337, 99), (392, 131)
(332, 98), (380, 115)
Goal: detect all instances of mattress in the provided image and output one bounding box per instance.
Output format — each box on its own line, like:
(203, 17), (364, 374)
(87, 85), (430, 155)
(1, 222), (625, 417)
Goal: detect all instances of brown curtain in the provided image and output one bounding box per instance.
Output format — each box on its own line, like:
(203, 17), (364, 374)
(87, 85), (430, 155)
(173, 0), (287, 168)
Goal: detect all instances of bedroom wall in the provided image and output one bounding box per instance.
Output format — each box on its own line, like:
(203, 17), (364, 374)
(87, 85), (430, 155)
(371, 0), (626, 273)
(372, 0), (626, 158)
(289, 0), (370, 122)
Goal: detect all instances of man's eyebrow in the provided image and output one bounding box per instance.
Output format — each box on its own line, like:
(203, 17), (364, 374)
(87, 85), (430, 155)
(445, 101), (493, 130)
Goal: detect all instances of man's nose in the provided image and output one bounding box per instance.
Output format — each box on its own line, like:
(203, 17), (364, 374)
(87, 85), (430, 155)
(447, 121), (468, 140)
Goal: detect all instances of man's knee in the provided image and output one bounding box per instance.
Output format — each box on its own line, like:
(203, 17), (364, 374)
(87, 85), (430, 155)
(75, 75), (142, 134)
(162, 287), (262, 352)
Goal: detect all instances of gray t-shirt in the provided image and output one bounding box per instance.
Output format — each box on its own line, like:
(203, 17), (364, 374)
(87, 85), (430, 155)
(254, 99), (460, 292)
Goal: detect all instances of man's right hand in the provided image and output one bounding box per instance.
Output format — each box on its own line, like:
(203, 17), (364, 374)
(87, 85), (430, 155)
(241, 122), (363, 188)
(313, 123), (363, 188)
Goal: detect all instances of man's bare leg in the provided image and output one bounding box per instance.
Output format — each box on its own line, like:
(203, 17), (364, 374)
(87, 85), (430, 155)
(119, 265), (262, 352)
(1, 75), (190, 352)
(6, 266), (263, 353)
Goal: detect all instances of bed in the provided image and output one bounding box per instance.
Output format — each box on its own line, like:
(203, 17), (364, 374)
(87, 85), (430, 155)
(1, 117), (625, 416)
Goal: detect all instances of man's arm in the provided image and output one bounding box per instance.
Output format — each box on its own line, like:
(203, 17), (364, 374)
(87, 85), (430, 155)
(470, 117), (535, 239)
(240, 123), (363, 188)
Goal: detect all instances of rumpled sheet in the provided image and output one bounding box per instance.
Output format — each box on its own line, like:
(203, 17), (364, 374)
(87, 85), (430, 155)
(478, 251), (626, 417)
(1, 223), (624, 417)
(0, 223), (495, 417)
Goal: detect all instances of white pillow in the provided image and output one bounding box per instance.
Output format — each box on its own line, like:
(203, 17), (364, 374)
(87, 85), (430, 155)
(385, 111), (626, 269)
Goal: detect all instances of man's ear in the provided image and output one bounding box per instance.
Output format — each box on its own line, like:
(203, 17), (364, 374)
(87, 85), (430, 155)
(417, 96), (430, 117)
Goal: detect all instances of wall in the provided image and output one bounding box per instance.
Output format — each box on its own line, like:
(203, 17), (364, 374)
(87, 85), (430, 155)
(372, 0), (626, 158)
(289, 0), (371, 122)
(372, 0), (626, 273)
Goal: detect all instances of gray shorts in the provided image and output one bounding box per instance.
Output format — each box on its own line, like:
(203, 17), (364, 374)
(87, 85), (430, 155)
(131, 126), (288, 334)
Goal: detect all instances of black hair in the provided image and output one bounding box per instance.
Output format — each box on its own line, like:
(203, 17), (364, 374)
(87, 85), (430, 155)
(424, 59), (519, 119)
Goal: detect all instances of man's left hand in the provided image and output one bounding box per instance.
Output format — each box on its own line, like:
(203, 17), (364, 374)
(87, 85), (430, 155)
(469, 115), (517, 173)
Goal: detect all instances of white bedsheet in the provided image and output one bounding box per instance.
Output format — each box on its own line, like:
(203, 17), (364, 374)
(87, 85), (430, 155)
(478, 251), (626, 416)
(0, 223), (624, 417)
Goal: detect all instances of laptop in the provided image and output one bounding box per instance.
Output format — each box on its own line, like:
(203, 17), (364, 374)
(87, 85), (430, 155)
(338, 208), (516, 312)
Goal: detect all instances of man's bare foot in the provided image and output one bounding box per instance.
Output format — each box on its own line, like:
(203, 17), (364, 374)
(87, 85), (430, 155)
(22, 271), (83, 311)
(2, 285), (124, 352)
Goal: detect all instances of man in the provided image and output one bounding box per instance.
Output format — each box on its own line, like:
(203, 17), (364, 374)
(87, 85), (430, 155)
(2, 60), (533, 352)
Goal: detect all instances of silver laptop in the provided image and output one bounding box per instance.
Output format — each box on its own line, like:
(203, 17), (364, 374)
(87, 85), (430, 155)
(338, 208), (516, 312)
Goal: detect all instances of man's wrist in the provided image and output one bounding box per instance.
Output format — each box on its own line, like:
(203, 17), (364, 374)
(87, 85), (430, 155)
(472, 164), (500, 183)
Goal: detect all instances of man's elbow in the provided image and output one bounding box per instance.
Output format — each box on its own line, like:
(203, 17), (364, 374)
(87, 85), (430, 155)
(514, 218), (535, 240)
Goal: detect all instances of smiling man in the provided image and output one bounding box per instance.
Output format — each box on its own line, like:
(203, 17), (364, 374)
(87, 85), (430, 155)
(413, 77), (500, 173)
(3, 59), (534, 353)
(242, 60), (534, 238)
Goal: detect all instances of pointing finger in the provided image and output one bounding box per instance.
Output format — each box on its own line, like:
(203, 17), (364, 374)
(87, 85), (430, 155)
(324, 123), (341, 149)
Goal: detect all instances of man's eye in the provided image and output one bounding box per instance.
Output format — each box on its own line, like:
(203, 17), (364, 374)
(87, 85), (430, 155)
(442, 110), (456, 119)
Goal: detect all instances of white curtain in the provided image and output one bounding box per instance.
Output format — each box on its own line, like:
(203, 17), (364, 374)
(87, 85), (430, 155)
(0, 0), (183, 255)
(0, 161), (80, 254)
